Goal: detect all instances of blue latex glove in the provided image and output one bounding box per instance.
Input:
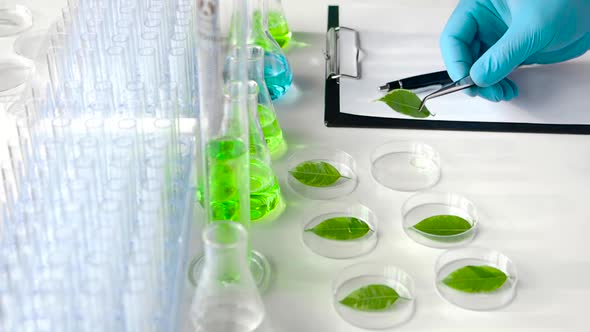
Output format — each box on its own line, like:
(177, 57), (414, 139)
(440, 0), (590, 101)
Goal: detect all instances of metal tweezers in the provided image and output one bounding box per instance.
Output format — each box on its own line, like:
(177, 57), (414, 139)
(418, 76), (475, 112)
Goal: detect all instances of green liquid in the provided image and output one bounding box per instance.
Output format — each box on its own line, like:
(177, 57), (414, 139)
(258, 104), (287, 160)
(268, 11), (292, 48)
(250, 158), (284, 222)
(207, 138), (249, 223)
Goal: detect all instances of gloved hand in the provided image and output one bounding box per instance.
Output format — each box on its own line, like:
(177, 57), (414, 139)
(440, 0), (590, 102)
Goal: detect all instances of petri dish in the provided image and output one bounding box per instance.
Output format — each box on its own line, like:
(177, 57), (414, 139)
(371, 141), (440, 192)
(0, 5), (33, 37)
(0, 57), (34, 96)
(302, 201), (378, 259)
(435, 247), (518, 311)
(333, 263), (415, 329)
(402, 191), (478, 249)
(188, 250), (272, 293)
(13, 29), (50, 61)
(286, 147), (358, 200)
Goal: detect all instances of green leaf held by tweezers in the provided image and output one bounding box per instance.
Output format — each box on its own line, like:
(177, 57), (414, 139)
(340, 284), (408, 312)
(377, 89), (432, 118)
(289, 160), (349, 187)
(413, 215), (472, 236)
(306, 216), (371, 241)
(443, 265), (508, 293)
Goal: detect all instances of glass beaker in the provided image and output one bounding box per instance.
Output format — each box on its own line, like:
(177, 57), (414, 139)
(190, 221), (266, 332)
(246, 80), (285, 223)
(267, 0), (291, 48)
(247, 0), (292, 100)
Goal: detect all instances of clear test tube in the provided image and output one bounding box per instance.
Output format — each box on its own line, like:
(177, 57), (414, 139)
(51, 117), (74, 149)
(106, 45), (133, 106)
(62, 80), (85, 115)
(92, 80), (116, 116)
(123, 277), (155, 332)
(94, 201), (127, 279)
(128, 248), (158, 318)
(66, 179), (93, 246)
(136, 200), (165, 288)
(46, 46), (66, 97)
(104, 178), (135, 250)
(137, 46), (161, 109)
(7, 139), (24, 197)
(79, 33), (107, 82)
(168, 46), (190, 115)
(78, 135), (107, 184)
(41, 251), (78, 331)
(66, 0), (82, 38)
(85, 15), (111, 54)
(143, 16), (166, 52)
(84, 116), (107, 145)
(125, 81), (148, 118)
(80, 258), (119, 332)
(116, 17), (140, 59)
(74, 149), (103, 207)
(76, 47), (104, 97)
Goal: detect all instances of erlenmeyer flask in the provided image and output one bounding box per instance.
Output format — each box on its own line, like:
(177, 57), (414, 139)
(247, 0), (293, 100)
(190, 221), (265, 332)
(232, 45), (287, 160)
(267, 0), (292, 48)
(246, 80), (285, 223)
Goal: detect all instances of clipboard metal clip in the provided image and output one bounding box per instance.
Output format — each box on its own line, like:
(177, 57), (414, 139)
(325, 26), (361, 80)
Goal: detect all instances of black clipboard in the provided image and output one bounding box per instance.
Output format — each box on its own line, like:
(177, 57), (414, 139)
(324, 5), (590, 134)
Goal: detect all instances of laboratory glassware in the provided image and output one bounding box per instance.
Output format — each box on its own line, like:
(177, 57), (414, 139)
(190, 221), (265, 332)
(267, 0), (291, 48)
(235, 45), (287, 160)
(245, 80), (284, 223)
(247, 0), (292, 100)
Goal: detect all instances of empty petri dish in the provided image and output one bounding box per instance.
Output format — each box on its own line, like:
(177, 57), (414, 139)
(333, 263), (415, 329)
(435, 247), (518, 311)
(13, 29), (50, 61)
(302, 201), (378, 259)
(286, 147), (358, 200)
(402, 191), (478, 248)
(0, 5), (33, 37)
(371, 141), (440, 192)
(0, 57), (34, 95)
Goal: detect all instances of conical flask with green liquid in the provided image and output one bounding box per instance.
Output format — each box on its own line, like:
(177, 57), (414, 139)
(246, 80), (285, 223)
(233, 45), (288, 160)
(267, 0), (292, 48)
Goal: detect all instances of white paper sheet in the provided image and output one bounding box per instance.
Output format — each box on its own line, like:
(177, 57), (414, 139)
(339, 7), (590, 126)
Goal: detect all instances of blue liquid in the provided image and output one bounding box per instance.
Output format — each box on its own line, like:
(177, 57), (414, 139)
(264, 52), (292, 100)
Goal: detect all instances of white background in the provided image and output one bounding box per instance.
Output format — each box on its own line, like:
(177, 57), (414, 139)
(1, 1), (590, 332)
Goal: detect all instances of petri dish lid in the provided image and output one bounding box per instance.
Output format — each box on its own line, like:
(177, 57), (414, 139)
(13, 29), (50, 61)
(0, 57), (33, 95)
(371, 141), (441, 192)
(0, 5), (33, 37)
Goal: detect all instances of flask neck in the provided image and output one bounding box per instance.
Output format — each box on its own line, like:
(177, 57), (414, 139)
(202, 221), (250, 282)
(247, 0), (270, 40)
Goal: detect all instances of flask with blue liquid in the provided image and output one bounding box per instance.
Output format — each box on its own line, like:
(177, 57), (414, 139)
(247, 0), (293, 100)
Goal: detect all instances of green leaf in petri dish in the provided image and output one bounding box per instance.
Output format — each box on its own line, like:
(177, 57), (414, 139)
(413, 215), (472, 236)
(306, 216), (371, 241)
(442, 265), (508, 293)
(340, 284), (405, 312)
(378, 89), (432, 118)
(289, 160), (348, 187)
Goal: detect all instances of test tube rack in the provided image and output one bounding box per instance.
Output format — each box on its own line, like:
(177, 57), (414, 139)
(0, 0), (200, 331)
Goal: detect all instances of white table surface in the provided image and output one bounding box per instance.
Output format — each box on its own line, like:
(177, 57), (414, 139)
(2, 1), (590, 331)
